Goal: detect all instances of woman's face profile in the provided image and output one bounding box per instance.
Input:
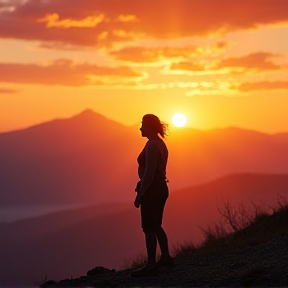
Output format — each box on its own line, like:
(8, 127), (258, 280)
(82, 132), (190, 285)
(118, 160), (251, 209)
(140, 121), (150, 137)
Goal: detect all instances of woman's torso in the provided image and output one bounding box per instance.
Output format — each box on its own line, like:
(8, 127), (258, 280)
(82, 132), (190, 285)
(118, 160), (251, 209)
(137, 138), (168, 182)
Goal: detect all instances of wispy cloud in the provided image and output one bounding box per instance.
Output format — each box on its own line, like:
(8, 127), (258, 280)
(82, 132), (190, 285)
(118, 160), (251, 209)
(0, 87), (18, 93)
(169, 52), (287, 73)
(0, 59), (144, 86)
(110, 46), (199, 63)
(1, 0), (287, 48)
(237, 81), (288, 91)
(216, 52), (285, 71)
(37, 13), (106, 28)
(110, 42), (227, 63)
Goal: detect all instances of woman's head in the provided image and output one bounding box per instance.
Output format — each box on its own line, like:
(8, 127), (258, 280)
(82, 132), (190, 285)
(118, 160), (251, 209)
(140, 114), (169, 138)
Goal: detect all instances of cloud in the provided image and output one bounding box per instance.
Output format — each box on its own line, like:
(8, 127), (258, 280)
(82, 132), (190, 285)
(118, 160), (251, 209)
(36, 42), (88, 51)
(168, 52), (287, 73)
(0, 0), (17, 12)
(0, 87), (18, 93)
(110, 42), (228, 64)
(216, 52), (285, 71)
(1, 0), (287, 48)
(0, 59), (144, 86)
(170, 61), (205, 71)
(237, 81), (288, 91)
(110, 46), (199, 63)
(37, 13), (105, 28)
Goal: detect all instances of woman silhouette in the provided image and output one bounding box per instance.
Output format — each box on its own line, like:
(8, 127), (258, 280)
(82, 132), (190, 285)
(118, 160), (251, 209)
(132, 114), (174, 277)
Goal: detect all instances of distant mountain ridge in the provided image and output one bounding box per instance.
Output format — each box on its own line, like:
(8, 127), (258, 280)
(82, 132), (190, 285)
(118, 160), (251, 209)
(0, 109), (287, 205)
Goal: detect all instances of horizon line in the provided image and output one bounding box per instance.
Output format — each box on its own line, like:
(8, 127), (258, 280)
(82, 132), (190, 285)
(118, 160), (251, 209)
(1, 109), (287, 135)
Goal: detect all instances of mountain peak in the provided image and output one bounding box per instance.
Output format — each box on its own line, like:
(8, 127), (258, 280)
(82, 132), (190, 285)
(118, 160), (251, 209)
(73, 109), (100, 119)
(78, 109), (96, 116)
(69, 109), (126, 131)
(71, 109), (109, 122)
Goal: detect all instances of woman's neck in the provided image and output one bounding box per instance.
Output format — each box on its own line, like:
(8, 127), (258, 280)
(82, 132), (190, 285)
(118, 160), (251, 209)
(147, 134), (160, 140)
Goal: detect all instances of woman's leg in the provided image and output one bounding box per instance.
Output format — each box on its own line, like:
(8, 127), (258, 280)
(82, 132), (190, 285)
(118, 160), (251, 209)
(140, 200), (158, 268)
(144, 230), (157, 266)
(155, 226), (171, 258)
(131, 229), (159, 276)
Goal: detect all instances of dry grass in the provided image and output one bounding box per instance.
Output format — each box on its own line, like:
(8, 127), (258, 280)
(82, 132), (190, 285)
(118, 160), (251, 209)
(121, 252), (147, 269)
(191, 196), (288, 255)
(171, 240), (197, 258)
(33, 273), (48, 286)
(124, 196), (288, 268)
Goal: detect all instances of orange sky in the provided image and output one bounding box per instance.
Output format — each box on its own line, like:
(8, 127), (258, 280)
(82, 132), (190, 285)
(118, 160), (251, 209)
(0, 0), (287, 133)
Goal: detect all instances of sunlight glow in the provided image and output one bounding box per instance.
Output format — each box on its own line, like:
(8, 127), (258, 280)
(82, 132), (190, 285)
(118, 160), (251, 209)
(172, 113), (187, 127)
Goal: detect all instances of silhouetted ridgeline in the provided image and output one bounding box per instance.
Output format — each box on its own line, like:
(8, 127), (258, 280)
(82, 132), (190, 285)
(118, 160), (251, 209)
(0, 109), (288, 205)
(41, 199), (288, 287)
(1, 173), (288, 286)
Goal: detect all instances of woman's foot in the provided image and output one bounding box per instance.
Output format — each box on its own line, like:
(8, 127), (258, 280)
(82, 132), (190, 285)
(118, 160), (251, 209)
(131, 264), (159, 277)
(156, 255), (175, 268)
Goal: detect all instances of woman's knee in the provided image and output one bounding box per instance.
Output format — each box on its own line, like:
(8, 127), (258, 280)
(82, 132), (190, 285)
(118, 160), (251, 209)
(154, 225), (163, 233)
(142, 227), (155, 234)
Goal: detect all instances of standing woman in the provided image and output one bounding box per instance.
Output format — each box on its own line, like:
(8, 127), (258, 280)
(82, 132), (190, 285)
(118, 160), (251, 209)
(132, 114), (174, 277)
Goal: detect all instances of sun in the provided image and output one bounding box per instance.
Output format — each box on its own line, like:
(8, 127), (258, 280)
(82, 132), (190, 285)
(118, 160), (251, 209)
(172, 113), (187, 127)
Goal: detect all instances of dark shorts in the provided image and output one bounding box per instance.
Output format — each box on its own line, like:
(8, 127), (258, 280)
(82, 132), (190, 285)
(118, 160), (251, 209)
(140, 180), (168, 231)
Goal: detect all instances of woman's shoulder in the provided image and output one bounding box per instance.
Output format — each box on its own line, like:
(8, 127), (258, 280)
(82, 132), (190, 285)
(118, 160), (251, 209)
(146, 138), (167, 149)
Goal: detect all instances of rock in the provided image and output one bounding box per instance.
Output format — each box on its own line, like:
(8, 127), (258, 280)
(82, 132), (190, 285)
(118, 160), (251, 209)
(229, 261), (248, 269)
(87, 266), (116, 277)
(39, 280), (57, 287)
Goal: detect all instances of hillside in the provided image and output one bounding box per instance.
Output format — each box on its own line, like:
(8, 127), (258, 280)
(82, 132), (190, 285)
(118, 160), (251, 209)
(0, 109), (140, 205)
(41, 198), (288, 287)
(1, 109), (288, 205)
(1, 173), (288, 286)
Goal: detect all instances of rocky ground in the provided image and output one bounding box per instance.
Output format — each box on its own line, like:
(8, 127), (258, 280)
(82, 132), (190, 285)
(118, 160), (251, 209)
(41, 230), (288, 287)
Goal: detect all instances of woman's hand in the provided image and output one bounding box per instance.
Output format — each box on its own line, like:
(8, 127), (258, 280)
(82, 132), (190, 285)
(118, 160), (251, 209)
(134, 194), (142, 208)
(135, 180), (142, 192)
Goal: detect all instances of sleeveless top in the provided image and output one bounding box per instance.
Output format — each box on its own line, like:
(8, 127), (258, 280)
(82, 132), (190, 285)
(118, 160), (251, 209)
(137, 138), (168, 196)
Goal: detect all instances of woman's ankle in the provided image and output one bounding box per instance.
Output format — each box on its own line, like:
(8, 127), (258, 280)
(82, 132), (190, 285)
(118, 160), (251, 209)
(161, 253), (172, 259)
(146, 261), (157, 268)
